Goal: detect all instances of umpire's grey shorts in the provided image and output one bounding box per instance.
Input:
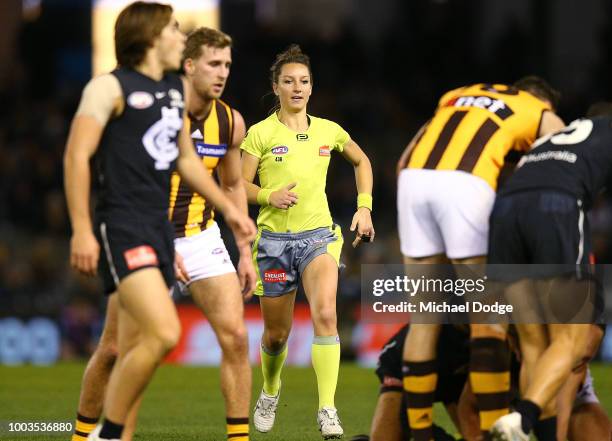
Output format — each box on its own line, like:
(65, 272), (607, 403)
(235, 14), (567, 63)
(252, 225), (343, 297)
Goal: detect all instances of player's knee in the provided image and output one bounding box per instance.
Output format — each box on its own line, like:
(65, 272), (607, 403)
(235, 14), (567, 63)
(152, 322), (181, 354)
(220, 325), (249, 356)
(551, 332), (584, 365)
(97, 339), (119, 365)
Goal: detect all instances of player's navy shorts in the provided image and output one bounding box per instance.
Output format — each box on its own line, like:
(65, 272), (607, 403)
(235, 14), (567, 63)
(488, 190), (592, 279)
(252, 225), (343, 297)
(375, 324), (469, 404)
(95, 218), (175, 295)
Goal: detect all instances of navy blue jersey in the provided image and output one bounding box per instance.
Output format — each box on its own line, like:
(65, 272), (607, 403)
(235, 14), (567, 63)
(95, 68), (184, 221)
(500, 116), (612, 209)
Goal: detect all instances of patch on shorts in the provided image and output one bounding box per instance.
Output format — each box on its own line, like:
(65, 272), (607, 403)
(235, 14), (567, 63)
(124, 245), (158, 270)
(264, 269), (287, 283)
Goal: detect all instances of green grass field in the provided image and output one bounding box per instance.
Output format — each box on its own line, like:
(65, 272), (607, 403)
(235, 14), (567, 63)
(1, 363), (611, 441)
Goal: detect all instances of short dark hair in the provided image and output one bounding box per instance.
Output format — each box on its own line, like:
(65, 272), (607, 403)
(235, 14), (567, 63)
(513, 75), (561, 111)
(586, 102), (612, 118)
(115, 2), (173, 68)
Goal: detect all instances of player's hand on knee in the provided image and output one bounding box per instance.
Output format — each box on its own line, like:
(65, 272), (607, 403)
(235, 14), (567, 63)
(70, 230), (100, 276)
(174, 251), (190, 284)
(270, 182), (298, 209)
(350, 207), (375, 248)
(237, 249), (257, 301)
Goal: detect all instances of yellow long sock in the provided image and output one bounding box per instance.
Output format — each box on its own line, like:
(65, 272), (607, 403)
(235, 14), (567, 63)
(261, 343), (288, 396)
(311, 335), (340, 409)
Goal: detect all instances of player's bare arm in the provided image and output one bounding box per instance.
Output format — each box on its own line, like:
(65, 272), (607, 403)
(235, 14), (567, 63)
(218, 109), (256, 297)
(64, 74), (121, 277)
(340, 139), (375, 247)
(218, 109), (248, 214)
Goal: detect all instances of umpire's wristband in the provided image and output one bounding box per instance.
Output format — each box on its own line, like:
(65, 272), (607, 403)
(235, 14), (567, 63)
(257, 188), (273, 206)
(357, 193), (373, 211)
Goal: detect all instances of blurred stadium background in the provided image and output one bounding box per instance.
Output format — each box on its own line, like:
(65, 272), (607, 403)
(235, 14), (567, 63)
(1, 0), (612, 434)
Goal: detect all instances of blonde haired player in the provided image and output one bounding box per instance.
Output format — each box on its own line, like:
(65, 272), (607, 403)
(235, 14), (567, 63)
(241, 44), (375, 439)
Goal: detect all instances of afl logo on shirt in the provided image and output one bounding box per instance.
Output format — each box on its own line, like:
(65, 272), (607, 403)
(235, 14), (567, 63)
(142, 106), (182, 170)
(272, 146), (289, 155)
(127, 91), (154, 109)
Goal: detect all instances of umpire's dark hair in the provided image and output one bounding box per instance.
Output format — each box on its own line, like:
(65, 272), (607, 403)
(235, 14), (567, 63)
(586, 102), (612, 118)
(268, 44), (312, 113)
(115, 1), (173, 68)
(270, 44), (312, 87)
(513, 76), (561, 111)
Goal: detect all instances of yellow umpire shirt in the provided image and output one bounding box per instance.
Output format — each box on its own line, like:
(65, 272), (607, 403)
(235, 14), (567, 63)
(241, 112), (350, 233)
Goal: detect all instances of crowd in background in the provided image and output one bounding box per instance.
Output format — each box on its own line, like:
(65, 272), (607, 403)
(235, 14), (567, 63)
(2, 0), (612, 359)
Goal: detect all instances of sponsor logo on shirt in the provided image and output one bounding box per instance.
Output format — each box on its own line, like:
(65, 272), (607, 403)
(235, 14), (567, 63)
(264, 269), (287, 283)
(319, 146), (331, 156)
(195, 142), (228, 158)
(127, 91), (154, 109)
(124, 245), (158, 270)
(272, 146), (289, 155)
(296, 134), (309, 141)
(212, 247), (225, 255)
(444, 95), (514, 120)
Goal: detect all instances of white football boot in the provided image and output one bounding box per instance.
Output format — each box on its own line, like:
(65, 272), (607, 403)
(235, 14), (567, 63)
(317, 407), (344, 439)
(491, 412), (529, 441)
(253, 385), (281, 433)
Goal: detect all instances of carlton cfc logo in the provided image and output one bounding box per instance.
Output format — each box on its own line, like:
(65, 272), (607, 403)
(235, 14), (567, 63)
(142, 106), (182, 170)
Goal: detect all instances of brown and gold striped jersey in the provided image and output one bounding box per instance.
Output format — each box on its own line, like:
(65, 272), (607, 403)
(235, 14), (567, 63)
(169, 99), (234, 237)
(405, 83), (551, 190)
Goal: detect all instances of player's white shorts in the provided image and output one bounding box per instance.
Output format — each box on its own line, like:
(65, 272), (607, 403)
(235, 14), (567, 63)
(174, 222), (236, 284)
(574, 367), (600, 408)
(397, 168), (495, 259)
